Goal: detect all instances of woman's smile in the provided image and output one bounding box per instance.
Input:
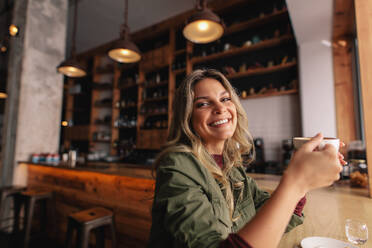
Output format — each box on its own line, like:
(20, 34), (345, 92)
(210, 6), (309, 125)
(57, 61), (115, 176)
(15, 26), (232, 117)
(208, 118), (231, 127)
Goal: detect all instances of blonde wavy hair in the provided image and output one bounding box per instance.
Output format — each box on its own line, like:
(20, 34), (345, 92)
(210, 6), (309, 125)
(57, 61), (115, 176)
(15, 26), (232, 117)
(154, 69), (255, 217)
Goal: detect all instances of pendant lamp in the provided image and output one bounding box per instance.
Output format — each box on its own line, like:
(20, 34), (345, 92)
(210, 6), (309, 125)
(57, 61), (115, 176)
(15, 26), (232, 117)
(108, 0), (141, 63)
(183, 0), (224, 44)
(57, 0), (86, 78)
(0, 92), (7, 99)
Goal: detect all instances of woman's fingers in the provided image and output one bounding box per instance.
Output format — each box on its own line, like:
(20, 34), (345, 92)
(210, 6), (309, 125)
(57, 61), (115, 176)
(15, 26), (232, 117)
(338, 152), (348, 165)
(301, 133), (323, 152)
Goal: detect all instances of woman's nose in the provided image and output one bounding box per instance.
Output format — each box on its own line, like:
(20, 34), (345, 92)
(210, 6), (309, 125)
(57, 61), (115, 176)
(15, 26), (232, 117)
(213, 102), (226, 114)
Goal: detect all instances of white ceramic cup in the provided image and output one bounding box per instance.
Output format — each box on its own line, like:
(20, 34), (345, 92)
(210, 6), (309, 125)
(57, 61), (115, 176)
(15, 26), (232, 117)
(293, 137), (340, 151)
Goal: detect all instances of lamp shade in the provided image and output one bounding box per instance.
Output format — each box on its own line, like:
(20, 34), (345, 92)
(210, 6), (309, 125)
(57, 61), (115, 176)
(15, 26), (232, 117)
(57, 58), (87, 78)
(108, 38), (141, 63)
(183, 8), (224, 44)
(0, 92), (7, 99)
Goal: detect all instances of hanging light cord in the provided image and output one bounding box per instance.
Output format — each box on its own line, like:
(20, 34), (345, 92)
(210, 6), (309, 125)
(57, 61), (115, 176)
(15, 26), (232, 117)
(71, 0), (78, 57)
(196, 0), (206, 11)
(120, 0), (129, 39)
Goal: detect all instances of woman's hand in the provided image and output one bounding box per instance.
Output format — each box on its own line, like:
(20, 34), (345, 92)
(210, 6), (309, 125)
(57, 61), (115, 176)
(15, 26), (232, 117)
(283, 133), (343, 197)
(339, 142), (348, 165)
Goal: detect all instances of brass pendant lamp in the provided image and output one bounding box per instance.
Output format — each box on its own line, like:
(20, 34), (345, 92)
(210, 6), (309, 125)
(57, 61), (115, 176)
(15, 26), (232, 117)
(183, 0), (224, 44)
(0, 92), (7, 99)
(108, 0), (141, 63)
(57, 0), (86, 78)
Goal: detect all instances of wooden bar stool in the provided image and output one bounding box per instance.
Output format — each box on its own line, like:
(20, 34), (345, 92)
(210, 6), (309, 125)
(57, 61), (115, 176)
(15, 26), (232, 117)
(0, 186), (26, 231)
(15, 190), (53, 248)
(65, 207), (116, 248)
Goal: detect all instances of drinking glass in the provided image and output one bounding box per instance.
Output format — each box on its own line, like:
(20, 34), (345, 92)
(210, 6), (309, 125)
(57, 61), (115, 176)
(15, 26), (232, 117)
(345, 219), (368, 245)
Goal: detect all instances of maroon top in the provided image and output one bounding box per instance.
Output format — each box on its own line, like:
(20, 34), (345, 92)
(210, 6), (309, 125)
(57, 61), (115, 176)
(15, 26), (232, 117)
(212, 155), (306, 248)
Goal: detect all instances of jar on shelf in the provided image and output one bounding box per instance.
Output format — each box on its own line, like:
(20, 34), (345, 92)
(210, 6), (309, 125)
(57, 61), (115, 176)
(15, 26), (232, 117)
(348, 159), (368, 188)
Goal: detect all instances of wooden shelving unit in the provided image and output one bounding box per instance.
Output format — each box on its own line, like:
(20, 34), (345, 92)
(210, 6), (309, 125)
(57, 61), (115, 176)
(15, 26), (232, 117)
(226, 61), (297, 80)
(143, 96), (168, 103)
(173, 68), (186, 75)
(141, 111), (168, 117)
(242, 89), (298, 100)
(224, 9), (288, 35)
(119, 104), (137, 110)
(174, 49), (186, 56)
(144, 81), (168, 88)
(118, 82), (138, 90)
(191, 35), (294, 64)
(64, 0), (299, 157)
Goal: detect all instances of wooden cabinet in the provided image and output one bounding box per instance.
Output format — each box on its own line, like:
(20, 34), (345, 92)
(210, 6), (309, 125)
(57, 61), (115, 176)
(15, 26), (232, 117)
(64, 0), (299, 157)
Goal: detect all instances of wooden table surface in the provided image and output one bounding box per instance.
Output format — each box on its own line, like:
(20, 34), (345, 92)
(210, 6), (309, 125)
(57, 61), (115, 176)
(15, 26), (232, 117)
(248, 173), (372, 248)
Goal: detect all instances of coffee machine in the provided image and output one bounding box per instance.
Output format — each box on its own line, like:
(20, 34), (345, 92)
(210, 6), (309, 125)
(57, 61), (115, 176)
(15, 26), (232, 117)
(282, 139), (294, 168)
(245, 138), (265, 173)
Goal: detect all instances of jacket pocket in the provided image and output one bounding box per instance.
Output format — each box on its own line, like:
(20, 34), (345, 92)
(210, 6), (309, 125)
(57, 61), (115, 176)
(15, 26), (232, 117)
(211, 198), (232, 230)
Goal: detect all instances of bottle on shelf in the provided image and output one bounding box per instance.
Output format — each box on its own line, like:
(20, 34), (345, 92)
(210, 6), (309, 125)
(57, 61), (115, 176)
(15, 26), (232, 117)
(92, 131), (111, 142)
(141, 115), (168, 130)
(114, 114), (137, 128)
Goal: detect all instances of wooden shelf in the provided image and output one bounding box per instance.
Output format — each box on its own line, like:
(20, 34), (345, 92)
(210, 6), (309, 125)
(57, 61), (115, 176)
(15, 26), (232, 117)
(174, 49), (186, 56)
(68, 92), (88, 96)
(241, 89), (298, 100)
(118, 104), (137, 110)
(92, 83), (113, 91)
(118, 83), (139, 90)
(143, 96), (168, 103)
(139, 128), (168, 131)
(227, 62), (297, 80)
(144, 81), (168, 88)
(143, 64), (168, 74)
(95, 67), (114, 75)
(141, 111), (168, 117)
(66, 108), (89, 112)
(225, 9), (288, 36)
(91, 140), (111, 143)
(93, 121), (111, 126)
(116, 126), (137, 129)
(191, 35), (294, 64)
(93, 103), (112, 108)
(173, 68), (186, 75)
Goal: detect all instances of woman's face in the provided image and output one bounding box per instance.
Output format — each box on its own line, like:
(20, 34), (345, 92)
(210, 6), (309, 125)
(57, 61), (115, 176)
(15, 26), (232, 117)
(191, 78), (237, 154)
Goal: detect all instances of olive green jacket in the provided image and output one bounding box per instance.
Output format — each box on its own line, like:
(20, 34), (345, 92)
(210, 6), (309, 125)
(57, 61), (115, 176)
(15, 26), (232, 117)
(147, 152), (304, 248)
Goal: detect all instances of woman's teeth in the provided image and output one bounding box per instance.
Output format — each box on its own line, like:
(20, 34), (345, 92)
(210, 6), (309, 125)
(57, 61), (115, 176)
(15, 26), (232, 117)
(210, 119), (228, 126)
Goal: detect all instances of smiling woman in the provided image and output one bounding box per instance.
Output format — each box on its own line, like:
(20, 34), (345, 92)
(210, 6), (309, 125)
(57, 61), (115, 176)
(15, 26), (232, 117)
(147, 69), (344, 248)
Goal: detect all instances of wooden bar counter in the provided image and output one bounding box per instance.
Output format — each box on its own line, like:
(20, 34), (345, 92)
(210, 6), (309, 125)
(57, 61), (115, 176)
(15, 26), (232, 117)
(21, 161), (154, 248)
(20, 162), (372, 248)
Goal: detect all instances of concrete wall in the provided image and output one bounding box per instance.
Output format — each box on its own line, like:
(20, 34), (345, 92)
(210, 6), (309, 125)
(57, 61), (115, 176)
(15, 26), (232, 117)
(286, 0), (337, 137)
(11, 0), (68, 185)
(298, 42), (337, 137)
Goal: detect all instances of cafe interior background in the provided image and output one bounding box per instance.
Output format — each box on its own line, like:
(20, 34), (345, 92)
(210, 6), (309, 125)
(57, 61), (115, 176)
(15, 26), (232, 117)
(0, 0), (371, 247)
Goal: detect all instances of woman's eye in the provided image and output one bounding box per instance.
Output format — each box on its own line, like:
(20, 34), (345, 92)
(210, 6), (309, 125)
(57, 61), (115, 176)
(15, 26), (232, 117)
(221, 97), (231, 102)
(196, 102), (209, 108)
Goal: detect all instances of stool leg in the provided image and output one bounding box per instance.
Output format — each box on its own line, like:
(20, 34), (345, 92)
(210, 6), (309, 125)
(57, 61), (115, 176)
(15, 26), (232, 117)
(78, 226), (90, 248)
(110, 219), (117, 248)
(23, 197), (36, 248)
(0, 191), (6, 223)
(13, 194), (22, 233)
(95, 226), (105, 248)
(48, 194), (57, 239)
(65, 218), (74, 248)
(41, 199), (48, 235)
